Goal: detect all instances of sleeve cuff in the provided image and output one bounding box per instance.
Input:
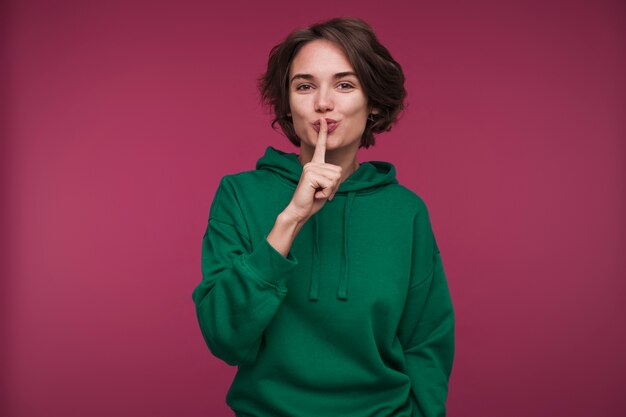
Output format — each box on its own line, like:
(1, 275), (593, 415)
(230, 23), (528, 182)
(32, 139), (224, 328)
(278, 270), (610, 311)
(238, 236), (298, 290)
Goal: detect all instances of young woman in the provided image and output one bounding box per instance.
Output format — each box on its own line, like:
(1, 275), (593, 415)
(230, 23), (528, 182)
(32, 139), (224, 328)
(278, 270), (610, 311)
(192, 17), (455, 417)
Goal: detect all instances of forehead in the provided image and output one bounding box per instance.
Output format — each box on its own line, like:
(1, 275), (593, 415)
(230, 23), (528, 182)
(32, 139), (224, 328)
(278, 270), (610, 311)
(289, 39), (355, 77)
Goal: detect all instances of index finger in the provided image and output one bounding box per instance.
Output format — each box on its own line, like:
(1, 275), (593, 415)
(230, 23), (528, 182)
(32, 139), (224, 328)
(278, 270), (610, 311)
(312, 117), (327, 163)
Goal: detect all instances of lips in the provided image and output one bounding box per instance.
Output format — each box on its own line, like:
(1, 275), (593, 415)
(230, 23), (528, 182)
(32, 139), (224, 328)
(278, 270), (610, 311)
(313, 118), (339, 134)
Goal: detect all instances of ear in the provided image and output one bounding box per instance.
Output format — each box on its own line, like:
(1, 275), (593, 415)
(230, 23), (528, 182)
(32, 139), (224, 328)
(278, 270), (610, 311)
(369, 106), (380, 115)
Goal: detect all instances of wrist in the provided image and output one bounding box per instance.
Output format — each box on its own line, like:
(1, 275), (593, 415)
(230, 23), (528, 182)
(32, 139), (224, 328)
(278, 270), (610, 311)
(281, 204), (308, 227)
(267, 208), (305, 258)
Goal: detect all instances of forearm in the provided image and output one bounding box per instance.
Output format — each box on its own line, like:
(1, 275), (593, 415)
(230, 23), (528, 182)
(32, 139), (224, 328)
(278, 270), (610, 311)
(193, 216), (299, 366)
(401, 252), (455, 417)
(266, 205), (307, 257)
(195, 262), (287, 365)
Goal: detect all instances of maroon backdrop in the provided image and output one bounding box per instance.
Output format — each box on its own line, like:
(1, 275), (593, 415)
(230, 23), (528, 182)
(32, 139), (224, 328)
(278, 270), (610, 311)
(2, 0), (625, 416)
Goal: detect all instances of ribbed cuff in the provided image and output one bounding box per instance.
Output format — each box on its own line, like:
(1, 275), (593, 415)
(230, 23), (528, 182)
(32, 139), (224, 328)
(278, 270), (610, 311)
(239, 236), (298, 290)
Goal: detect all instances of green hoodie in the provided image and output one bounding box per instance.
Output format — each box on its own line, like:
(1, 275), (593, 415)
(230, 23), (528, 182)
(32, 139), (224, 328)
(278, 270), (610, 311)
(192, 146), (454, 417)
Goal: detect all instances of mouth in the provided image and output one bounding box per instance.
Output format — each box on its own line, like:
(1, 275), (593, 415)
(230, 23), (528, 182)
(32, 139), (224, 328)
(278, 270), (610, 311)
(312, 118), (339, 134)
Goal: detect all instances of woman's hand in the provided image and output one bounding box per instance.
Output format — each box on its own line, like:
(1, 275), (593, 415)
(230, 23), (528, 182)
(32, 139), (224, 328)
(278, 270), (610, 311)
(267, 118), (342, 257)
(285, 118), (343, 223)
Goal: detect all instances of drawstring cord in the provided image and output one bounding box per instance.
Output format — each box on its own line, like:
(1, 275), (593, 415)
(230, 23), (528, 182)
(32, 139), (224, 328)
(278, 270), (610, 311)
(337, 191), (356, 300)
(308, 214), (321, 301)
(308, 191), (356, 301)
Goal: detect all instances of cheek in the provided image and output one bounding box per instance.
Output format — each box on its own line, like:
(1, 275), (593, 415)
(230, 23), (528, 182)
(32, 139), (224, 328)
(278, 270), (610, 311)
(343, 100), (369, 136)
(289, 98), (311, 136)
(345, 102), (369, 126)
(290, 110), (307, 132)
(339, 94), (369, 122)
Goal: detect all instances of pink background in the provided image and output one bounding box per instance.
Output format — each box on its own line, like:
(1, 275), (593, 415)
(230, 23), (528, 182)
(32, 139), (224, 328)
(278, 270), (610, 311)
(2, 0), (625, 416)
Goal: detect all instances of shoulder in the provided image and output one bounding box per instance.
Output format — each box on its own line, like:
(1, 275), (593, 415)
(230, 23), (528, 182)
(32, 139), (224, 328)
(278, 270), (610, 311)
(378, 182), (430, 215)
(218, 168), (278, 190)
(208, 169), (267, 215)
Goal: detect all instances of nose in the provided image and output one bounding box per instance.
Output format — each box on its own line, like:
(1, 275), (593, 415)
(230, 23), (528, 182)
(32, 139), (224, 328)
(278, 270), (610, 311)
(314, 86), (334, 113)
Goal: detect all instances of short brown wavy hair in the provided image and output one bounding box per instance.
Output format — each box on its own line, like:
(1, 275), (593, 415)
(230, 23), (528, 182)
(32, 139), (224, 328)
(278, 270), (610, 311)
(258, 17), (406, 148)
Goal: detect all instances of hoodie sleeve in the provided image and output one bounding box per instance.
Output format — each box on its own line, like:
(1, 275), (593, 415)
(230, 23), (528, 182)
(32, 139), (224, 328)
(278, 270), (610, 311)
(396, 203), (455, 417)
(192, 176), (298, 366)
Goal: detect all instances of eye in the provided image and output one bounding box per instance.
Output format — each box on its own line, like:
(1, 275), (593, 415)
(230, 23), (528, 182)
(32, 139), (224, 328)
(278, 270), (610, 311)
(295, 83), (313, 91)
(337, 82), (355, 90)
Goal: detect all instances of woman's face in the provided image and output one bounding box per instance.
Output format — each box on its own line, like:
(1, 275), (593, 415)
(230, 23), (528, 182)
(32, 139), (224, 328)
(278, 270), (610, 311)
(288, 40), (373, 154)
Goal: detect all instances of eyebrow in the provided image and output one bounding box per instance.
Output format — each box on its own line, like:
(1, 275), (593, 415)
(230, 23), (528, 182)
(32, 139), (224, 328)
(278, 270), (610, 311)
(289, 71), (358, 84)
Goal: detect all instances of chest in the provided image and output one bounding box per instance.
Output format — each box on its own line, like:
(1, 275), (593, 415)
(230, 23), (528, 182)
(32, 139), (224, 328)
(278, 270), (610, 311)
(284, 198), (414, 319)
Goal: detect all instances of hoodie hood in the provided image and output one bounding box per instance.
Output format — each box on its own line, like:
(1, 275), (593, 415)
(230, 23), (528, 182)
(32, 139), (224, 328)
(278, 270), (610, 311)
(256, 146), (398, 301)
(256, 146), (398, 193)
